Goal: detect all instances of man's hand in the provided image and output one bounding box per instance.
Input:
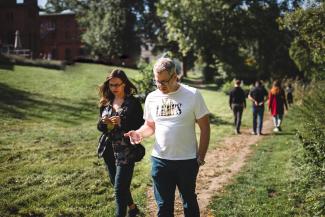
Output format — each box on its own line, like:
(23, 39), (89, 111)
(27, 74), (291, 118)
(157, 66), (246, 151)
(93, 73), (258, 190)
(197, 157), (205, 166)
(124, 130), (142, 144)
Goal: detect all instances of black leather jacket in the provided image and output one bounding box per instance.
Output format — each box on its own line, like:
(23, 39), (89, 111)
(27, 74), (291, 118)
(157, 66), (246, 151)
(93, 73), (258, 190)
(97, 95), (144, 165)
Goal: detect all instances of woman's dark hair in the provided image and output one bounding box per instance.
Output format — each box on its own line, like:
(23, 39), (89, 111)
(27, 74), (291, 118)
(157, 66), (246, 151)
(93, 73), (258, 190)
(98, 69), (138, 106)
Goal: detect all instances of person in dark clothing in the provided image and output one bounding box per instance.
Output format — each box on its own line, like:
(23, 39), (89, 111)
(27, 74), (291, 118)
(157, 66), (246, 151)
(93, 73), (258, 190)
(248, 80), (268, 135)
(229, 80), (246, 134)
(97, 69), (144, 217)
(286, 83), (294, 106)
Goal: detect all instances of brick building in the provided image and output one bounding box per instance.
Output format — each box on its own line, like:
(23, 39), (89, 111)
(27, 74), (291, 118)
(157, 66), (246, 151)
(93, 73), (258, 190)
(0, 0), (147, 66)
(0, 0), (40, 57)
(39, 10), (83, 61)
(0, 0), (82, 61)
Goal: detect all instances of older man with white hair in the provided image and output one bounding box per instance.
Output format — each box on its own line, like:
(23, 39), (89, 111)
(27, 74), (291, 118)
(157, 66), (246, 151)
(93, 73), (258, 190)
(125, 57), (210, 216)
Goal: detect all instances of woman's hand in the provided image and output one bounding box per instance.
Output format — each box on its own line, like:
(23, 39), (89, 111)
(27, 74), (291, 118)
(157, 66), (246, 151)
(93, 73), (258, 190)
(109, 115), (121, 126)
(101, 115), (113, 125)
(124, 130), (142, 144)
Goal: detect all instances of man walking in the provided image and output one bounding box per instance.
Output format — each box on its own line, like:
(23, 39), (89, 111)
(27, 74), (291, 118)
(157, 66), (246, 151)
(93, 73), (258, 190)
(229, 79), (246, 134)
(125, 58), (210, 216)
(248, 80), (268, 135)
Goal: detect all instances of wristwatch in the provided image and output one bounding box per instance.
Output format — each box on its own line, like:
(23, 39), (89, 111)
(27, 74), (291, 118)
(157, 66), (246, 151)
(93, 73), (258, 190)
(197, 158), (205, 166)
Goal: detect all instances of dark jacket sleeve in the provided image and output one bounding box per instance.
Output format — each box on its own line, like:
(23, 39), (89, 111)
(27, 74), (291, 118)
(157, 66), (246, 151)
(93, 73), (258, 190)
(241, 89), (246, 107)
(229, 89), (233, 108)
(97, 106), (107, 133)
(121, 96), (144, 132)
(282, 89), (288, 110)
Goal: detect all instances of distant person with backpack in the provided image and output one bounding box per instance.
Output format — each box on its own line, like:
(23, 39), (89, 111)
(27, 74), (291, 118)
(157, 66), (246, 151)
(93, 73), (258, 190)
(248, 80), (268, 135)
(286, 83), (294, 106)
(97, 69), (144, 217)
(229, 79), (246, 134)
(268, 80), (288, 132)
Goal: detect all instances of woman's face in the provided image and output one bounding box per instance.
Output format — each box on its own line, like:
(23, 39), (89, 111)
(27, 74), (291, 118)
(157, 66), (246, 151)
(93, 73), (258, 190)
(109, 77), (125, 97)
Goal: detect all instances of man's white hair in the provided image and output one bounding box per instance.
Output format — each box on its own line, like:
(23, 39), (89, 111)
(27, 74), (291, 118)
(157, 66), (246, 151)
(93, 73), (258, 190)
(153, 58), (176, 75)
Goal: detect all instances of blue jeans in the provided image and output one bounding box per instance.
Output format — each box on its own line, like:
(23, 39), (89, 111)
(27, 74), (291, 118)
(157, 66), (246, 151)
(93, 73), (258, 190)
(252, 106), (264, 134)
(272, 114), (283, 127)
(151, 156), (200, 217)
(103, 148), (134, 217)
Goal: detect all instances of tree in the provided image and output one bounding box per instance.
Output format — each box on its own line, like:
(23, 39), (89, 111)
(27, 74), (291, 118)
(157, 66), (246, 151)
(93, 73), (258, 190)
(279, 2), (325, 80)
(79, 0), (144, 63)
(45, 0), (144, 64)
(157, 0), (303, 82)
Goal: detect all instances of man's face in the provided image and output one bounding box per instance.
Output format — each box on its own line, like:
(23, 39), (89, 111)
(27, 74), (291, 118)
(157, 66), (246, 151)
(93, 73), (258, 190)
(153, 70), (176, 94)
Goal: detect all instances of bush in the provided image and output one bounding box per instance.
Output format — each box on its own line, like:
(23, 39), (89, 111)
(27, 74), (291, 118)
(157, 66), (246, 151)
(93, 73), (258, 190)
(292, 81), (325, 216)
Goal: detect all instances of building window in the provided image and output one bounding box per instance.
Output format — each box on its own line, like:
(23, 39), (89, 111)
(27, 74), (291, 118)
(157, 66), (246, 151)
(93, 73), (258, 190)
(65, 48), (71, 61)
(6, 12), (14, 23)
(51, 48), (57, 59)
(79, 48), (85, 56)
(65, 31), (70, 40)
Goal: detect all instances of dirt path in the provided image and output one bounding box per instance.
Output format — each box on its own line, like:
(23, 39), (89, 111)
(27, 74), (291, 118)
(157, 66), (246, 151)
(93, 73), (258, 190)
(145, 117), (274, 217)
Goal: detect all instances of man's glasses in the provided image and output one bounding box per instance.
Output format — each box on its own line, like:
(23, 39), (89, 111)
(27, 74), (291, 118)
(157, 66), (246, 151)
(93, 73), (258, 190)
(109, 83), (123, 88)
(153, 73), (175, 86)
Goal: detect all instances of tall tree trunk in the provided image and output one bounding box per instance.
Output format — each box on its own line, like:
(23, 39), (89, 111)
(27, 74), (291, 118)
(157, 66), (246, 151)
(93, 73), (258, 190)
(182, 55), (187, 78)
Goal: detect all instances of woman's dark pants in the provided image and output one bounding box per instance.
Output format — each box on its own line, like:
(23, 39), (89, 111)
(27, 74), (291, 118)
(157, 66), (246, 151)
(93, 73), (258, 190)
(103, 147), (135, 217)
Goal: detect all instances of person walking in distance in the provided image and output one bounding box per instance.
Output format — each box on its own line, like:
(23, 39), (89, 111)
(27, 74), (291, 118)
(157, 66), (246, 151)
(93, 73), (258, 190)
(248, 80), (268, 135)
(97, 69), (144, 217)
(229, 79), (246, 134)
(124, 58), (210, 217)
(268, 80), (288, 132)
(286, 83), (294, 106)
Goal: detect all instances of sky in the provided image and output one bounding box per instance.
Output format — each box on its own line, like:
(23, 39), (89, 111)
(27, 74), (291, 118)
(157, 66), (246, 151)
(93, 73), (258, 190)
(38, 0), (47, 8)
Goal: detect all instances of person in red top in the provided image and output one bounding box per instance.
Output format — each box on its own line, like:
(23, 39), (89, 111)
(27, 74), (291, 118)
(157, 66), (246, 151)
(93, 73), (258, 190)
(268, 80), (288, 132)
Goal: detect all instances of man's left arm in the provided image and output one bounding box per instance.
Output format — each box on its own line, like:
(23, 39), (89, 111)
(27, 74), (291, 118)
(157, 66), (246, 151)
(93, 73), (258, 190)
(196, 114), (210, 165)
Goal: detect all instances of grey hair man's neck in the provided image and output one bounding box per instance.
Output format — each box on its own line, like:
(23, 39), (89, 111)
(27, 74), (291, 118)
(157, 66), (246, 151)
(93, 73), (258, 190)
(153, 58), (176, 75)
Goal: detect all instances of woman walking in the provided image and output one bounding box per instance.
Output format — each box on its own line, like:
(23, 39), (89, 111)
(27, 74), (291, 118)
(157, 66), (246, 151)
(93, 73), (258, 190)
(268, 80), (288, 132)
(97, 69), (144, 217)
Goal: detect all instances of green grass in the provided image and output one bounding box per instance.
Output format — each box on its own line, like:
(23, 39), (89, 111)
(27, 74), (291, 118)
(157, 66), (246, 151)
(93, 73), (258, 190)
(0, 63), (242, 216)
(209, 113), (301, 216)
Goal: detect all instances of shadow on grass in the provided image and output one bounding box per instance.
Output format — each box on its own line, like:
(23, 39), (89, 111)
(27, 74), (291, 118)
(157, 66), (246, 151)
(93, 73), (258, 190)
(0, 83), (96, 124)
(274, 132), (296, 136)
(182, 78), (218, 91)
(0, 55), (14, 71)
(210, 113), (232, 126)
(0, 63), (14, 71)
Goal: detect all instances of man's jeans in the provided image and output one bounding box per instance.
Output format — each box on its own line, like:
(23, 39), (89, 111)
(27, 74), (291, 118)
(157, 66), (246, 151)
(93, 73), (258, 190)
(252, 106), (264, 134)
(151, 156), (200, 217)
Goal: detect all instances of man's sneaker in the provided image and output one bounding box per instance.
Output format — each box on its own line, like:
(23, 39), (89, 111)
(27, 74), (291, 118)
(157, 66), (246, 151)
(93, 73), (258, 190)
(273, 127), (279, 132)
(278, 126), (282, 131)
(258, 132), (263, 136)
(251, 131), (257, 135)
(128, 205), (140, 217)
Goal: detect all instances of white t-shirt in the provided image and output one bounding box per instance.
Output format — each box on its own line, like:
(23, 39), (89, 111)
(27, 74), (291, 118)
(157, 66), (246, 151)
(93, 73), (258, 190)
(144, 84), (210, 160)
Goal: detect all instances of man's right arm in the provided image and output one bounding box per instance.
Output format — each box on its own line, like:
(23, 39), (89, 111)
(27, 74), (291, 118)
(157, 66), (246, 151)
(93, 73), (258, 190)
(137, 120), (155, 138)
(124, 120), (155, 144)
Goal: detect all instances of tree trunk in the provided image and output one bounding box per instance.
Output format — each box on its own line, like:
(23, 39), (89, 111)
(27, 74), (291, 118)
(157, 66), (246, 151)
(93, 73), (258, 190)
(182, 56), (187, 78)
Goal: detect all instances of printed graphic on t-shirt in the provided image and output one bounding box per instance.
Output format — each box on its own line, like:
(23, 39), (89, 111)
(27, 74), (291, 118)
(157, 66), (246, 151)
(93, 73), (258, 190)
(156, 98), (182, 117)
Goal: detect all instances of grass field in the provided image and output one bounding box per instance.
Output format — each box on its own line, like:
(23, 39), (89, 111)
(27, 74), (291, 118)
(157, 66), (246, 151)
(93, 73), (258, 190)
(0, 63), (250, 216)
(209, 113), (302, 216)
